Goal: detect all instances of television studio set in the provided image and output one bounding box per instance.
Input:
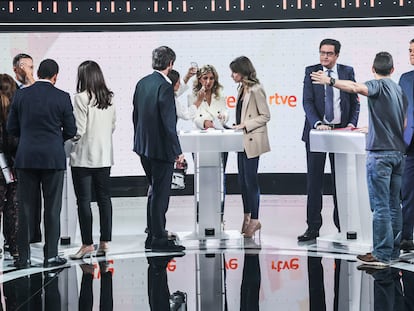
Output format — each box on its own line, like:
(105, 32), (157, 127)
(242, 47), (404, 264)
(0, 0), (414, 310)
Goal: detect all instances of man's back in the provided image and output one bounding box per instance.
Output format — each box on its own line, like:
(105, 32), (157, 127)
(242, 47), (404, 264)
(365, 78), (407, 152)
(132, 71), (181, 162)
(7, 81), (76, 169)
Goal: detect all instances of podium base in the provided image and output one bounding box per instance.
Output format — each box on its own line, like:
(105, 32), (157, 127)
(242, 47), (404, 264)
(317, 233), (371, 253)
(177, 230), (244, 249)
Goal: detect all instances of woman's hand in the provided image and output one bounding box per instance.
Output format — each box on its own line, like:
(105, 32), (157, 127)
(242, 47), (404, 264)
(204, 120), (214, 129)
(232, 123), (245, 130)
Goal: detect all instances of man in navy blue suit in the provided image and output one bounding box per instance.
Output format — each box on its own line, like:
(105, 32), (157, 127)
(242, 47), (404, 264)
(298, 39), (360, 242)
(400, 39), (414, 251)
(133, 46), (185, 252)
(7, 59), (77, 268)
(12, 53), (43, 246)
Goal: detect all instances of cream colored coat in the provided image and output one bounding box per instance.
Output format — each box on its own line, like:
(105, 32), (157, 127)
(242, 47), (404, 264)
(238, 83), (271, 158)
(70, 91), (116, 167)
(188, 93), (229, 129)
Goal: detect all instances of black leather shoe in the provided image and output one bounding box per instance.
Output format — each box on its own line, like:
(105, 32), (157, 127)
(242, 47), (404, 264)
(145, 236), (152, 251)
(400, 239), (414, 251)
(151, 239), (185, 253)
(297, 229), (319, 242)
(12, 259), (32, 270)
(44, 256), (67, 268)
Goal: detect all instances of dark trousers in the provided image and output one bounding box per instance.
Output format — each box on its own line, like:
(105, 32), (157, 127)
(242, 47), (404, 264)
(307, 256), (341, 311)
(237, 152), (260, 219)
(147, 256), (171, 311)
(30, 184), (42, 243)
(0, 178), (19, 254)
(16, 169), (64, 261)
(140, 155), (174, 239)
(240, 254), (261, 311)
(79, 264), (113, 311)
(305, 144), (340, 231)
(71, 167), (113, 245)
(401, 150), (414, 240)
(373, 268), (404, 311)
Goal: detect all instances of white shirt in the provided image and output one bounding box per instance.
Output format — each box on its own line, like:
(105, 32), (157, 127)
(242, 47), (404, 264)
(175, 81), (197, 121)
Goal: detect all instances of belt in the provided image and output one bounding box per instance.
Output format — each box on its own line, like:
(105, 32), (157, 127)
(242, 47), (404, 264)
(325, 124), (341, 129)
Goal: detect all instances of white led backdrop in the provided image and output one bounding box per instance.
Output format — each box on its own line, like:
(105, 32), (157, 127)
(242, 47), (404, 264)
(0, 26), (412, 176)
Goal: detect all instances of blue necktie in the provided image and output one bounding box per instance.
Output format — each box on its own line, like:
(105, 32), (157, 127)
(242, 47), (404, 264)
(325, 69), (334, 123)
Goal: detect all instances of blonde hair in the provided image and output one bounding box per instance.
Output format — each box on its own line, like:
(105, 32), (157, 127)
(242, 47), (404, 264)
(192, 64), (223, 99)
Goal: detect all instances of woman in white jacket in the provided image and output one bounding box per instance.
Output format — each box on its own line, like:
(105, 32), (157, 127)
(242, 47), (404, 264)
(188, 64), (229, 217)
(187, 64), (229, 130)
(69, 60), (116, 259)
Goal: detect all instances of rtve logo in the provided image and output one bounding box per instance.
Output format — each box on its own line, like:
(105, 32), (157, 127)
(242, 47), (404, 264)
(226, 92), (297, 108)
(166, 257), (301, 272)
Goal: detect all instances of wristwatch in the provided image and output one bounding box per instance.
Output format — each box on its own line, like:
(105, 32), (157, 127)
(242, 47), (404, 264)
(329, 77), (336, 86)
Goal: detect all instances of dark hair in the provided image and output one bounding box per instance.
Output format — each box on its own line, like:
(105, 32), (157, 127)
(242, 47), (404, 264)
(373, 51), (394, 76)
(152, 46), (176, 71)
(410, 38), (414, 44)
(167, 69), (180, 88)
(319, 38), (341, 55)
(0, 73), (17, 123)
(12, 53), (32, 68)
(37, 59), (59, 79)
(76, 60), (113, 109)
(229, 56), (259, 88)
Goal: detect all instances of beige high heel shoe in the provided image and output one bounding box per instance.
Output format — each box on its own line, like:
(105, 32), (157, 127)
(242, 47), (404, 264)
(243, 219), (261, 238)
(96, 241), (109, 257)
(241, 213), (251, 234)
(69, 245), (95, 260)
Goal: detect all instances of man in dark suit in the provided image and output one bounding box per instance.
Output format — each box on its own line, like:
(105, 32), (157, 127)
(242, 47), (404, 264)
(133, 46), (185, 252)
(12, 53), (43, 246)
(298, 38), (360, 241)
(400, 38), (414, 251)
(7, 58), (77, 268)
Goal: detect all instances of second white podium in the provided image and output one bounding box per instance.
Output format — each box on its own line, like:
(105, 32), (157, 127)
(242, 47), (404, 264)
(310, 129), (372, 252)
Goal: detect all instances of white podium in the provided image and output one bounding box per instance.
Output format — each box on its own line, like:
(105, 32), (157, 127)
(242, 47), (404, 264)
(310, 129), (372, 253)
(178, 129), (243, 242)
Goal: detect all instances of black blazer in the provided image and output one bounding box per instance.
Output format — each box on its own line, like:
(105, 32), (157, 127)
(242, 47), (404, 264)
(7, 81), (77, 169)
(132, 71), (182, 162)
(301, 63), (360, 143)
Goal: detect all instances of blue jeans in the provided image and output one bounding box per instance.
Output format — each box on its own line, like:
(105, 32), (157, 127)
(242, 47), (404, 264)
(366, 151), (405, 262)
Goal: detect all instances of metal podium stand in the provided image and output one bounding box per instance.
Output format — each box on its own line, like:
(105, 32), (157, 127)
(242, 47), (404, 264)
(310, 129), (372, 252)
(178, 129), (243, 243)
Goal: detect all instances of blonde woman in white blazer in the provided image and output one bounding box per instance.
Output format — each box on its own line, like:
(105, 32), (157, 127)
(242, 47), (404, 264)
(188, 64), (229, 130)
(188, 64), (229, 216)
(69, 60), (116, 259)
(230, 56), (270, 238)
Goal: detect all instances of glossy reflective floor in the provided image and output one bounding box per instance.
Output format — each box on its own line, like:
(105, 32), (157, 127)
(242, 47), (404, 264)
(2, 195), (414, 311)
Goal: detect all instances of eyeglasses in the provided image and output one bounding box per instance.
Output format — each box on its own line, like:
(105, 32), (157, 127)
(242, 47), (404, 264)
(319, 51), (336, 57)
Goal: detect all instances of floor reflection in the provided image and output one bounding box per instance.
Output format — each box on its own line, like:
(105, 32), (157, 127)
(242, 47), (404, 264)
(79, 261), (113, 311)
(5, 250), (414, 310)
